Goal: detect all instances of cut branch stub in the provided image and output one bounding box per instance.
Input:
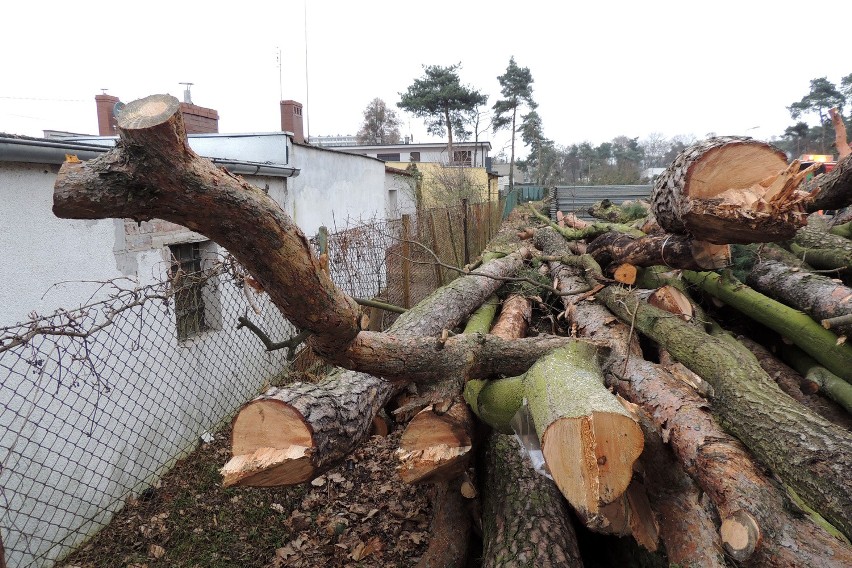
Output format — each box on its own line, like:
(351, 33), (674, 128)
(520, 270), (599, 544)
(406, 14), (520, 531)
(651, 136), (809, 244)
(397, 398), (474, 484)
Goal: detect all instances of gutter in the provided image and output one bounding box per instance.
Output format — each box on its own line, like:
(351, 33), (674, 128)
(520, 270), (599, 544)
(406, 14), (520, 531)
(0, 137), (299, 178)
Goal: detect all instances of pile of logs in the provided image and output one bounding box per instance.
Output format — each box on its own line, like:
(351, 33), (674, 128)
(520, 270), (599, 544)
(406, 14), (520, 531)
(53, 94), (852, 567)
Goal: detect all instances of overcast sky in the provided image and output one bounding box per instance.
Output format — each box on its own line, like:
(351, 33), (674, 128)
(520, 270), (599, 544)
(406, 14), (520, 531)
(3, 0), (848, 159)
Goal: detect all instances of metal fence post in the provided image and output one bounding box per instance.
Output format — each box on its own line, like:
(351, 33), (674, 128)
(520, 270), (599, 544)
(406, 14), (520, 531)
(401, 214), (411, 308)
(461, 198), (470, 266)
(318, 226), (328, 256)
(428, 210), (444, 286)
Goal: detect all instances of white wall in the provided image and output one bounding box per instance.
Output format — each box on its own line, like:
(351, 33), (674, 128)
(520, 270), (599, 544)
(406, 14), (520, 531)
(287, 144), (389, 236)
(0, 161), (292, 567)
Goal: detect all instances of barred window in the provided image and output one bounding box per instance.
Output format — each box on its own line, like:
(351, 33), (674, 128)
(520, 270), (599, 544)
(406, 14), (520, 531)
(453, 150), (472, 166)
(169, 242), (208, 340)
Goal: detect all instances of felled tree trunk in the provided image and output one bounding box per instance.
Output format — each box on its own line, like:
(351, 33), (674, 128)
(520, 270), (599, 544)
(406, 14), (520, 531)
(682, 270), (852, 382)
(744, 256), (852, 337)
(534, 227), (852, 561)
(780, 345), (852, 415)
(481, 433), (584, 568)
(415, 478), (471, 568)
(651, 136), (810, 243)
(790, 224), (852, 272)
(738, 337), (852, 430)
(585, 231), (731, 271)
(223, 253), (540, 486)
(587, 199), (649, 224)
(635, 411), (727, 567)
(804, 152), (852, 212)
(600, 281), (852, 541)
(490, 295), (532, 339)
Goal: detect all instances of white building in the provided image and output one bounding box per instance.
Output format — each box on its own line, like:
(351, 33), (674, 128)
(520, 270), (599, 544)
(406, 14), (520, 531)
(0, 96), (415, 567)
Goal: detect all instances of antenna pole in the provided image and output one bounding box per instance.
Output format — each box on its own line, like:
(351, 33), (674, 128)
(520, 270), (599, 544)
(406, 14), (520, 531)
(304, 0), (310, 141)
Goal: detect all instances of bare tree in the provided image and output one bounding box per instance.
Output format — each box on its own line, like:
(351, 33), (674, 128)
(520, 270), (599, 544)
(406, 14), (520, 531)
(357, 98), (402, 145)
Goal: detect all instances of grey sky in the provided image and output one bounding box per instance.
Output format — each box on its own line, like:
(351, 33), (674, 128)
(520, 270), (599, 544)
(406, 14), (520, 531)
(3, 0), (847, 158)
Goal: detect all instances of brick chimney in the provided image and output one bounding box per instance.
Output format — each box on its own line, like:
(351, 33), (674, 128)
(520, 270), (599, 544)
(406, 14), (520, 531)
(280, 100), (304, 143)
(179, 102), (219, 134)
(95, 93), (219, 135)
(95, 94), (120, 135)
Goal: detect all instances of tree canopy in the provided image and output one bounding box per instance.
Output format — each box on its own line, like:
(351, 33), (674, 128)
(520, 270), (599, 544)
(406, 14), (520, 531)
(493, 57), (536, 191)
(787, 77), (847, 154)
(398, 64), (487, 161)
(356, 98), (402, 145)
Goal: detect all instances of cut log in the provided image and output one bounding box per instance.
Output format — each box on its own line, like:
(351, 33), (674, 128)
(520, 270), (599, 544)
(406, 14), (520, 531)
(682, 270), (852, 382)
(489, 295), (532, 339)
(529, 205), (644, 241)
(737, 337), (852, 429)
(524, 342), (644, 525)
(609, 263), (637, 285)
(780, 345), (852, 415)
(587, 199), (649, 224)
(791, 224), (852, 272)
(222, 372), (398, 487)
(744, 256), (852, 337)
(635, 411), (727, 567)
(804, 152), (852, 212)
(585, 231), (731, 271)
(415, 478), (471, 568)
(600, 280), (852, 541)
(647, 285), (693, 321)
(463, 375), (524, 435)
(481, 433), (584, 568)
(651, 136), (810, 243)
(224, 254), (523, 487)
(534, 226), (852, 559)
(397, 398), (474, 483)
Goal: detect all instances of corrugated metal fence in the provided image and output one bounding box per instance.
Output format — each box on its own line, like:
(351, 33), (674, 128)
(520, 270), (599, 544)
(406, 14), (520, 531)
(550, 185), (653, 220)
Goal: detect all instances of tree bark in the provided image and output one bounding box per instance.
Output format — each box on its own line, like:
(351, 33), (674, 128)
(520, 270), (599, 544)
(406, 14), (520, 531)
(490, 295), (532, 339)
(600, 281), (852, 541)
(415, 478), (470, 568)
(738, 337), (852, 430)
(682, 270), (852, 383)
(587, 199), (649, 224)
(790, 224), (852, 272)
(804, 152), (852, 212)
(585, 231), (731, 271)
(534, 227), (852, 560)
(222, 372), (397, 486)
(780, 346), (852, 416)
(744, 257), (852, 337)
(223, 253), (524, 487)
(651, 136), (809, 243)
(635, 413), (727, 568)
(481, 433), (584, 568)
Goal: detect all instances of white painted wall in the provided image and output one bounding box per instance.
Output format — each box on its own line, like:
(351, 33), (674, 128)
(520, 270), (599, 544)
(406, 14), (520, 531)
(287, 144), (389, 236)
(0, 161), (293, 567)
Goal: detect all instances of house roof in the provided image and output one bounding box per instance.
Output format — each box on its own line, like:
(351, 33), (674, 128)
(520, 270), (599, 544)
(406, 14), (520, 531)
(0, 132), (300, 177)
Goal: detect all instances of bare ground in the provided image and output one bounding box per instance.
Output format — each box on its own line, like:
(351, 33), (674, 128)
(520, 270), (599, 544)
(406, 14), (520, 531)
(59, 426), (431, 568)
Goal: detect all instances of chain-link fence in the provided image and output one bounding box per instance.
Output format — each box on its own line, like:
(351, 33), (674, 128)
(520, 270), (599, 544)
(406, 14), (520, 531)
(0, 199), (502, 568)
(0, 256), (296, 568)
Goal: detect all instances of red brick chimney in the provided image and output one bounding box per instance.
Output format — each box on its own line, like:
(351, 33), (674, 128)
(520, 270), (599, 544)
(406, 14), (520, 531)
(280, 100), (304, 143)
(179, 102), (219, 134)
(95, 92), (219, 135)
(95, 94), (120, 135)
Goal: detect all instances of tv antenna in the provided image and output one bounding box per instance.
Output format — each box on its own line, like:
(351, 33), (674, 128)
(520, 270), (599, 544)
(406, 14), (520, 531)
(179, 82), (194, 104)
